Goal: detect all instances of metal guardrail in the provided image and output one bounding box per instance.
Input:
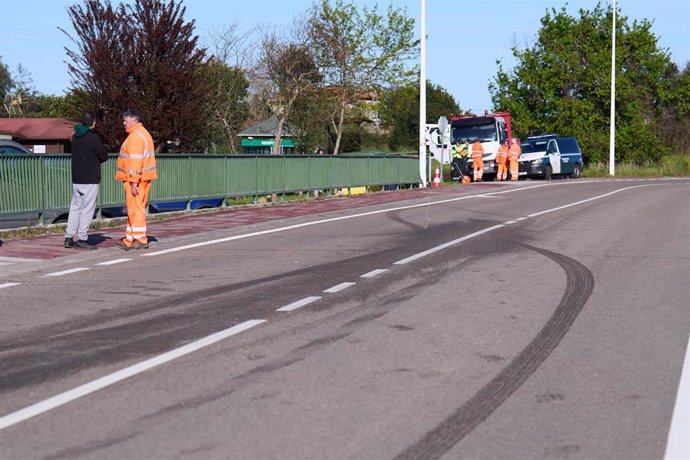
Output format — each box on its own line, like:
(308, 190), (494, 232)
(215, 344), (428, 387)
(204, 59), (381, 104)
(0, 153), (420, 226)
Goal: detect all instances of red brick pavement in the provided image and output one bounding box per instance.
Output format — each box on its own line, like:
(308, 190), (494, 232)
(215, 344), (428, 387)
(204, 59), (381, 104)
(0, 184), (502, 260)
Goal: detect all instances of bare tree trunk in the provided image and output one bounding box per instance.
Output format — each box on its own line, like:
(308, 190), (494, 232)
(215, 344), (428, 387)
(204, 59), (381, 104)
(333, 104), (346, 155)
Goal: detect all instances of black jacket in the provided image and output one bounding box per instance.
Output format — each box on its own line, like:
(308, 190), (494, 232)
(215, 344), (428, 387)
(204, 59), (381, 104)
(71, 126), (108, 184)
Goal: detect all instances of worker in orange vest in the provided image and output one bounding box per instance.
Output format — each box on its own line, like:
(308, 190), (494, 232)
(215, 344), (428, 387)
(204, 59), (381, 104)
(114, 110), (158, 250)
(471, 138), (484, 182)
(509, 138), (521, 181)
(496, 139), (509, 181)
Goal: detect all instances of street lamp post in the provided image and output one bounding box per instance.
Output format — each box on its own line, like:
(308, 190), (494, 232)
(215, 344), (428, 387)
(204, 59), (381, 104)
(609, 0), (616, 176)
(419, 0), (427, 187)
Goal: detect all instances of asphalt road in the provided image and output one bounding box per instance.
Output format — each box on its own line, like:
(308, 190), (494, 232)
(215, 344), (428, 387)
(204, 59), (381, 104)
(1, 178), (689, 460)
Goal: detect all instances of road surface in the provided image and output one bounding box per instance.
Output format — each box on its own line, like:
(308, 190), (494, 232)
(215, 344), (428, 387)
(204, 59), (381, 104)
(1, 178), (689, 459)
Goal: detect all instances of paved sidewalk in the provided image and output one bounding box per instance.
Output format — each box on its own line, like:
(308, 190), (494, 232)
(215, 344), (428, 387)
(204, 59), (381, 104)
(0, 183), (502, 261)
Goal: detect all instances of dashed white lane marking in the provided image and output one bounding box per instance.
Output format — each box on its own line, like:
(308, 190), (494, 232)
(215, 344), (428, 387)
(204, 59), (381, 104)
(0, 282), (20, 290)
(0, 319), (266, 431)
(360, 269), (388, 278)
(504, 220), (517, 225)
(664, 335), (690, 460)
(516, 217), (528, 221)
(44, 267), (90, 277)
(324, 282), (356, 293)
(277, 296), (322, 312)
(394, 226), (504, 265)
(141, 184), (551, 257)
(97, 259), (132, 266)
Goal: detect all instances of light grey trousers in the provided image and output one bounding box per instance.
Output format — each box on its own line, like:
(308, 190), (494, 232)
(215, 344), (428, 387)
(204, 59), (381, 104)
(65, 183), (99, 241)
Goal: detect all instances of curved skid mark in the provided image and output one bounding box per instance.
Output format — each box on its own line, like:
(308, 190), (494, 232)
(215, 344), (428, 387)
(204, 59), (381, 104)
(395, 245), (595, 460)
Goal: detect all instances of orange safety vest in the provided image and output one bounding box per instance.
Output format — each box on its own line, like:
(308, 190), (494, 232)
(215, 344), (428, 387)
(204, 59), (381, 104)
(471, 141), (484, 160)
(116, 122), (158, 183)
(496, 145), (509, 164)
(509, 143), (521, 162)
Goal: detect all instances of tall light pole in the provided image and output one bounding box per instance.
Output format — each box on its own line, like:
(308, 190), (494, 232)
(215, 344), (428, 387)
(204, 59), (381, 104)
(609, 0), (616, 176)
(418, 0), (427, 186)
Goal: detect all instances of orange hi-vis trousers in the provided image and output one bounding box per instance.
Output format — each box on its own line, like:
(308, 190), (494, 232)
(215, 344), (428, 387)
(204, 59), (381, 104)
(123, 180), (151, 245)
(496, 161), (507, 180)
(509, 160), (519, 181)
(473, 159), (484, 181)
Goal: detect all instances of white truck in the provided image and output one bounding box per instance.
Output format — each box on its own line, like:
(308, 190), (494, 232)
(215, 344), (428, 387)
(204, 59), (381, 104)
(426, 112), (513, 180)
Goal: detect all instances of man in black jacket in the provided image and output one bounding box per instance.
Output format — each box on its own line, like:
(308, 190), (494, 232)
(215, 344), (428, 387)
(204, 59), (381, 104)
(64, 112), (109, 249)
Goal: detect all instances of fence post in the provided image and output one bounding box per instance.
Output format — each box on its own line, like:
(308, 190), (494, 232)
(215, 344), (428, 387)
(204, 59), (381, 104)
(39, 155), (46, 225)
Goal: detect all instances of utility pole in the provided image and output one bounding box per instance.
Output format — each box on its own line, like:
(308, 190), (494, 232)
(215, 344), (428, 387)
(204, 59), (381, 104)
(609, 0), (616, 176)
(418, 0), (427, 187)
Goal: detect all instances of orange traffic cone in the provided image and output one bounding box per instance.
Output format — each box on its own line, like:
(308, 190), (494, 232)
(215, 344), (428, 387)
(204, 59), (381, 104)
(432, 166), (441, 187)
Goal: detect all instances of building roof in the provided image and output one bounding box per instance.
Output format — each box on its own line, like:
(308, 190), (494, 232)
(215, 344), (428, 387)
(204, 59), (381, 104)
(238, 116), (294, 138)
(0, 118), (77, 141)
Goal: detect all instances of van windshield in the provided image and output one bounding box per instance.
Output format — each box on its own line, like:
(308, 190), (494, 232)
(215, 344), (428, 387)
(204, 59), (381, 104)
(521, 140), (549, 153)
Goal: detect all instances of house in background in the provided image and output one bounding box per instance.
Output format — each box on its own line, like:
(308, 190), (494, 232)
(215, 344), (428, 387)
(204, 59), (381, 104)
(0, 118), (77, 153)
(237, 116), (296, 155)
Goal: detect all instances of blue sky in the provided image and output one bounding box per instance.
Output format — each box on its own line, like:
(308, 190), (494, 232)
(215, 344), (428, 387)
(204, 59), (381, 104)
(1, 0), (688, 113)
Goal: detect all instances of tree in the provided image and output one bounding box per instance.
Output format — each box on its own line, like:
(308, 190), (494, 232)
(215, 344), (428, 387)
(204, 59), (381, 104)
(489, 3), (680, 164)
(255, 25), (321, 154)
(0, 56), (13, 106)
(202, 58), (250, 153)
(308, 0), (417, 154)
(380, 81), (460, 150)
(62, 0), (208, 151)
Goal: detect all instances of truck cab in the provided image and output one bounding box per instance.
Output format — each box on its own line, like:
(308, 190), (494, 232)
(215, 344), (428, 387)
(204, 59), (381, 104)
(519, 134), (584, 180)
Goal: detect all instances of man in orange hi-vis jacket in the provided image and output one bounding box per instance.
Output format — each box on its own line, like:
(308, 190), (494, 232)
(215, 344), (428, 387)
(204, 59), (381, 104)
(471, 138), (484, 182)
(496, 139), (509, 181)
(509, 138), (521, 181)
(114, 110), (157, 250)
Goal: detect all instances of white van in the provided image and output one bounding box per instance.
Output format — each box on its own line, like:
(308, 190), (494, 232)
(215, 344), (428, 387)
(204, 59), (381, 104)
(518, 134), (584, 180)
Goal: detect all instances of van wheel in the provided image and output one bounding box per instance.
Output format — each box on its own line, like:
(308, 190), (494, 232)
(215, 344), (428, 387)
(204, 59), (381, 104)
(545, 165), (553, 180)
(570, 164), (582, 179)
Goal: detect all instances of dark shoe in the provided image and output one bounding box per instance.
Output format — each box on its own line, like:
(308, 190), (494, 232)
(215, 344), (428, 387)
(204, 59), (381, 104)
(73, 240), (97, 250)
(64, 238), (74, 248)
(131, 240), (149, 250)
(114, 239), (134, 251)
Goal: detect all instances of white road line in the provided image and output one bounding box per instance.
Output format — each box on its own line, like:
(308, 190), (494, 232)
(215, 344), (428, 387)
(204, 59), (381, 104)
(44, 268), (90, 277)
(0, 282), (20, 290)
(360, 269), (388, 278)
(527, 184), (661, 218)
(516, 217), (528, 221)
(0, 319), (266, 431)
(97, 259), (132, 266)
(324, 282), (356, 293)
(664, 335), (690, 460)
(141, 184), (550, 257)
(277, 296), (322, 312)
(504, 220), (517, 225)
(394, 226), (504, 265)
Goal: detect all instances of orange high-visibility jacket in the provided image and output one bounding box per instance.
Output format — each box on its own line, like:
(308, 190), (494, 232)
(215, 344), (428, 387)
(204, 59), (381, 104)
(509, 143), (521, 162)
(496, 145), (509, 164)
(471, 141), (484, 160)
(116, 123), (158, 183)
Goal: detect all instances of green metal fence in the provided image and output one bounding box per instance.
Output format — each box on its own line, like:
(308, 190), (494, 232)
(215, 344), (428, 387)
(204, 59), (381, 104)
(0, 153), (420, 225)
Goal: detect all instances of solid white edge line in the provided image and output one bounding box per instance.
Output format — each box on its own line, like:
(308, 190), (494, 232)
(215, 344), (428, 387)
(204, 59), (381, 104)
(360, 269), (388, 278)
(140, 184), (551, 257)
(0, 319), (266, 431)
(0, 282), (21, 290)
(504, 220), (517, 225)
(527, 184), (661, 218)
(277, 296), (322, 312)
(394, 226), (504, 265)
(324, 282), (356, 293)
(97, 259), (132, 266)
(664, 334), (690, 460)
(44, 267), (90, 277)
